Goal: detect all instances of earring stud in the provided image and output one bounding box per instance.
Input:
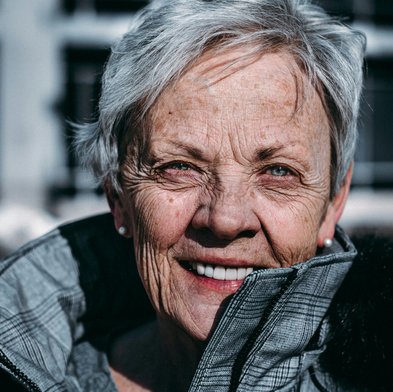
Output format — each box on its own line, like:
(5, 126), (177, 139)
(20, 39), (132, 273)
(118, 226), (127, 235)
(323, 238), (333, 248)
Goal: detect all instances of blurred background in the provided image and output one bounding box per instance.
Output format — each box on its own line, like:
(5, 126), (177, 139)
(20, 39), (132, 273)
(0, 0), (392, 257)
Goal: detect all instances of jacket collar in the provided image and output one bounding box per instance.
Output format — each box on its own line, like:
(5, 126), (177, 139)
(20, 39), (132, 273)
(191, 226), (356, 391)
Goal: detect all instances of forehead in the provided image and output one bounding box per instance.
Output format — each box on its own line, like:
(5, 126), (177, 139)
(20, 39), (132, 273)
(149, 49), (329, 156)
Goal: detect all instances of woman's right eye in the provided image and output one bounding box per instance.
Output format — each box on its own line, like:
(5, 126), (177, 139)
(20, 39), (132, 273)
(156, 161), (198, 180)
(166, 162), (192, 171)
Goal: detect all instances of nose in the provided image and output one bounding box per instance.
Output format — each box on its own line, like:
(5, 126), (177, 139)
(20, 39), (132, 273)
(191, 188), (261, 240)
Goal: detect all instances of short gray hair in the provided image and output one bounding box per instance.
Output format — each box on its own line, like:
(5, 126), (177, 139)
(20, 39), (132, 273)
(74, 0), (366, 196)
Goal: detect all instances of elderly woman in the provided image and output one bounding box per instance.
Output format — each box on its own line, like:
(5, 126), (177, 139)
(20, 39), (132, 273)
(1, 0), (391, 391)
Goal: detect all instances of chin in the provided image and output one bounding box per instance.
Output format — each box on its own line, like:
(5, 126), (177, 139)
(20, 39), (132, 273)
(175, 292), (235, 342)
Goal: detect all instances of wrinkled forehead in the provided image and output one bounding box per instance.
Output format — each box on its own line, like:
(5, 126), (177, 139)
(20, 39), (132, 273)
(181, 48), (302, 92)
(149, 48), (323, 130)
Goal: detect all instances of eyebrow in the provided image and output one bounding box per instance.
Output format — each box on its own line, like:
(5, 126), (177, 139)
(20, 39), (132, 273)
(151, 139), (211, 162)
(255, 146), (285, 162)
(255, 144), (312, 173)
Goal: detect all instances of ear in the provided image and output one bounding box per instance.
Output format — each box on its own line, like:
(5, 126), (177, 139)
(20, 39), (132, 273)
(104, 181), (132, 238)
(317, 164), (353, 247)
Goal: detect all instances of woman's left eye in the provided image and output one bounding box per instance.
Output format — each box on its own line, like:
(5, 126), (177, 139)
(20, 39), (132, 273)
(266, 165), (292, 177)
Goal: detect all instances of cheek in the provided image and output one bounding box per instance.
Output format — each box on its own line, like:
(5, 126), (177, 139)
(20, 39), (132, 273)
(130, 188), (199, 251)
(259, 195), (327, 264)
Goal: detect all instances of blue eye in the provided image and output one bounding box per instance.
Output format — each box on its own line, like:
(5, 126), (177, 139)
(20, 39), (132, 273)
(268, 166), (291, 177)
(168, 162), (191, 171)
(157, 161), (199, 183)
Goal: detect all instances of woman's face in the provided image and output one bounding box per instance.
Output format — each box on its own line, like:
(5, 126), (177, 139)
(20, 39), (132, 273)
(113, 50), (349, 341)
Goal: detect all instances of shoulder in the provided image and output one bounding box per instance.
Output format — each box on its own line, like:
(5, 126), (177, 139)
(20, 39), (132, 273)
(320, 230), (393, 391)
(0, 213), (120, 293)
(0, 216), (107, 392)
(0, 222), (79, 317)
(0, 213), (116, 269)
(0, 213), (140, 320)
(0, 213), (152, 391)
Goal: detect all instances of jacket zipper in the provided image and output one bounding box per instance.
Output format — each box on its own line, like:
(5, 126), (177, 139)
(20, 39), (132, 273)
(0, 348), (41, 392)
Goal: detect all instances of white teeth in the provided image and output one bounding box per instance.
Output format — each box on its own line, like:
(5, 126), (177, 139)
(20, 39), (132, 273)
(237, 267), (247, 280)
(204, 265), (214, 278)
(191, 262), (254, 281)
(213, 266), (226, 280)
(225, 268), (237, 280)
(196, 263), (205, 276)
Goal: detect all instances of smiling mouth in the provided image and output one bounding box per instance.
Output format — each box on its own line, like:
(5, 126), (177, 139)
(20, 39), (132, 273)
(181, 261), (254, 281)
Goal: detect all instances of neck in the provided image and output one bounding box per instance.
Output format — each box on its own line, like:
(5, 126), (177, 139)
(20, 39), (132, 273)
(110, 318), (205, 392)
(156, 316), (205, 391)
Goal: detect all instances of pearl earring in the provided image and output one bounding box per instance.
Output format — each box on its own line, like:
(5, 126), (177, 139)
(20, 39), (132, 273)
(118, 226), (127, 235)
(324, 238), (333, 248)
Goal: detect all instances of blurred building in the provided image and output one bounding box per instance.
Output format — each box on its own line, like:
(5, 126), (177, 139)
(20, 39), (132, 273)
(0, 0), (392, 256)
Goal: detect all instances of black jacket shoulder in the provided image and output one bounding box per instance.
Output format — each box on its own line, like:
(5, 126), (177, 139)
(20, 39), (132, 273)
(321, 230), (393, 392)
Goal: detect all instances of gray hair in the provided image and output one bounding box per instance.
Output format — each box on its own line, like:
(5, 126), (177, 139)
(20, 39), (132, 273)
(74, 0), (366, 196)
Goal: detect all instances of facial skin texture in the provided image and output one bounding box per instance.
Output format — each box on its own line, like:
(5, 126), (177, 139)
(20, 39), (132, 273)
(111, 50), (351, 346)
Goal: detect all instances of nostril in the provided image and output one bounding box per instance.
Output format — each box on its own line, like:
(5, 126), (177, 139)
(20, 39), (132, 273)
(241, 230), (257, 239)
(191, 201), (260, 241)
(200, 227), (256, 241)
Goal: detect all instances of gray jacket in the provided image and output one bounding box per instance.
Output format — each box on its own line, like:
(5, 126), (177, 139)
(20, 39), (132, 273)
(0, 213), (357, 391)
